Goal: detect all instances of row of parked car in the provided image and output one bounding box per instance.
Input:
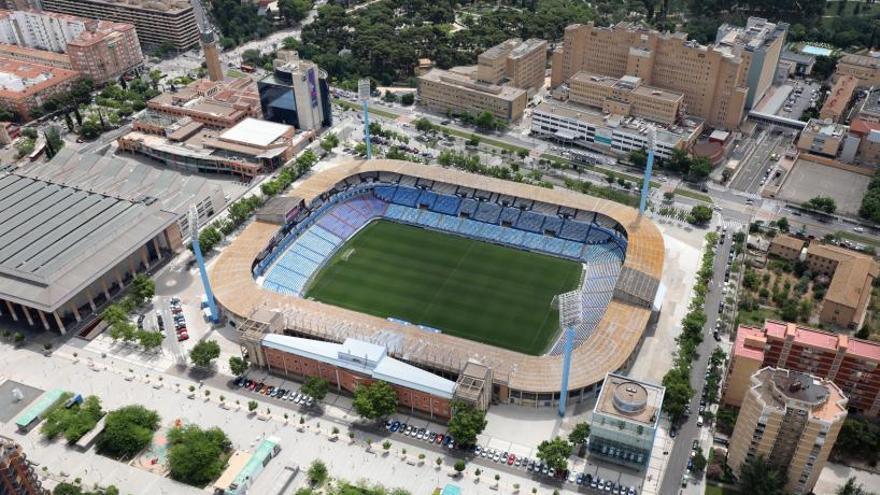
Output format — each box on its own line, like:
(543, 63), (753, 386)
(234, 377), (315, 407)
(169, 297), (188, 342)
(384, 419), (638, 494)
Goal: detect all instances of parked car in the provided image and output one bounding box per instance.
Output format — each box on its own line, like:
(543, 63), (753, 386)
(177, 331), (189, 341)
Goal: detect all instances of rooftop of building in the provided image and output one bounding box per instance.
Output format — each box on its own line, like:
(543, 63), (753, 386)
(820, 75), (858, 118)
(508, 38), (546, 59)
(857, 87), (880, 116)
(219, 118), (294, 148)
(716, 17), (786, 52)
(532, 98), (702, 141)
(569, 71), (685, 103)
(0, 57), (77, 98)
(734, 320), (880, 363)
(148, 77), (259, 120)
(480, 39), (522, 61)
(780, 50), (816, 65)
(64, 0), (193, 14)
(262, 334), (458, 398)
(0, 164), (178, 312)
(594, 372), (664, 426)
(419, 67), (526, 101)
(0, 43), (71, 65)
(839, 53), (880, 69)
(751, 367), (847, 422)
(850, 118), (880, 137)
(802, 118), (848, 138)
(770, 234), (806, 251)
(806, 243), (879, 308)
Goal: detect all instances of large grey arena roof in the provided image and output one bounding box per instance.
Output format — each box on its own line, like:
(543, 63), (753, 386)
(0, 142), (234, 313)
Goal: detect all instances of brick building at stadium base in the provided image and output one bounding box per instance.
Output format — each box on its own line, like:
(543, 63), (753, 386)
(258, 334), (460, 420)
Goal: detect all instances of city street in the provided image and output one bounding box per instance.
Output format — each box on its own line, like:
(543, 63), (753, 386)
(659, 228), (734, 494)
(728, 130), (788, 194)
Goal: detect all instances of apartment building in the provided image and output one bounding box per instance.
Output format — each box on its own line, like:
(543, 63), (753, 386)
(0, 9), (143, 83)
(0, 436), (46, 494)
(715, 17), (788, 109)
(724, 320), (880, 417)
(806, 244), (879, 329)
(530, 98), (702, 160)
(568, 72), (683, 125)
(588, 373), (664, 467)
(418, 67), (528, 122)
(550, 21), (750, 129)
(796, 118), (850, 158)
(41, 0), (198, 50)
(849, 118), (880, 166)
(835, 53), (880, 87)
(727, 367), (846, 495)
(0, 57), (77, 119)
(819, 75), (857, 123)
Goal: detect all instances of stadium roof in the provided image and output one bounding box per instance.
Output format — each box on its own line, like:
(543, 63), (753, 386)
(211, 160), (664, 394)
(262, 334), (457, 398)
(0, 172), (176, 312)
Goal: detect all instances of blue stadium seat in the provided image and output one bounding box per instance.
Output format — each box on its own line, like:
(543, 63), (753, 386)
(418, 190), (438, 209)
(431, 194), (461, 215)
(559, 220), (590, 242)
(474, 202), (502, 223)
(542, 216), (563, 234)
(459, 198), (478, 216)
(515, 211), (545, 233)
(392, 186), (420, 207)
(500, 207), (521, 224)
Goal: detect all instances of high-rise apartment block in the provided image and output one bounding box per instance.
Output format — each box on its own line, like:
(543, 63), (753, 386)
(715, 17), (788, 109)
(258, 50), (332, 132)
(727, 367), (847, 495)
(0, 435), (46, 494)
(724, 320), (880, 417)
(551, 18), (786, 129)
(41, 0), (198, 50)
(0, 9), (143, 83)
(477, 38), (547, 93)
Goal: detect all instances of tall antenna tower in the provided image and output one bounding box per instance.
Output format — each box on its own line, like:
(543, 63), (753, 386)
(639, 126), (657, 214)
(190, 0), (224, 82)
(358, 78), (373, 159)
(189, 208), (219, 323)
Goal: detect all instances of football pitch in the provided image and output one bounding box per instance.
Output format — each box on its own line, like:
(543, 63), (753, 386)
(305, 220), (583, 355)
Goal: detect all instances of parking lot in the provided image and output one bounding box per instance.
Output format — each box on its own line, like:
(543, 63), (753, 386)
(776, 79), (823, 120)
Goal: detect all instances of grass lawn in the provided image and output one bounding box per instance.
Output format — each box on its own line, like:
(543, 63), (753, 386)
(305, 220), (582, 355)
(675, 187), (714, 204)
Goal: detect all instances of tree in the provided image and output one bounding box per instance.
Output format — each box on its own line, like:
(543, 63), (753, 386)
(663, 191), (675, 202)
(692, 449), (707, 473)
(131, 274), (155, 303)
(44, 127), (64, 159)
(247, 400), (258, 412)
(300, 376), (329, 401)
(400, 93), (415, 106)
(568, 422), (590, 445)
(41, 395), (103, 443)
(320, 133), (339, 152)
(474, 111), (496, 130)
(536, 437), (572, 471)
(167, 424), (231, 486)
(352, 381), (398, 420)
(836, 477), (877, 495)
(776, 216), (790, 233)
(737, 455), (788, 495)
(804, 196), (837, 214)
(454, 460), (466, 474)
(467, 134), (480, 147)
(414, 117), (434, 134)
(688, 205), (713, 225)
(279, 0), (311, 25)
(307, 459), (328, 486)
(189, 340), (221, 368)
(629, 149), (647, 169)
(137, 330), (163, 350)
(688, 157), (712, 181)
(446, 401), (487, 447)
(228, 356), (249, 377)
(97, 405), (161, 459)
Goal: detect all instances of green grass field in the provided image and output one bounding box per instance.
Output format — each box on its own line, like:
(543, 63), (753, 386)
(305, 220), (583, 355)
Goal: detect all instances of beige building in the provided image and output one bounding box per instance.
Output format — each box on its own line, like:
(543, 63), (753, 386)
(551, 21), (750, 129)
(715, 17), (788, 109)
(417, 67), (527, 121)
(806, 243), (879, 329)
(835, 53), (880, 87)
(768, 234), (805, 260)
(41, 0), (199, 50)
(796, 118), (848, 158)
(477, 38), (547, 93)
(728, 367), (847, 495)
(568, 71), (683, 125)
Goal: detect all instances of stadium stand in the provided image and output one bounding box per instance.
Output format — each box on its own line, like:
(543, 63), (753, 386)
(259, 183), (626, 302)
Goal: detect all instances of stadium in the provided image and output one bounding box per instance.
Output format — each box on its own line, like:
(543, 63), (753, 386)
(210, 160), (664, 408)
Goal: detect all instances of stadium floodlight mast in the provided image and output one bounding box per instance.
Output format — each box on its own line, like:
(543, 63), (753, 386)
(189, 207), (219, 323)
(557, 290), (582, 417)
(638, 126), (657, 214)
(358, 78), (373, 160)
